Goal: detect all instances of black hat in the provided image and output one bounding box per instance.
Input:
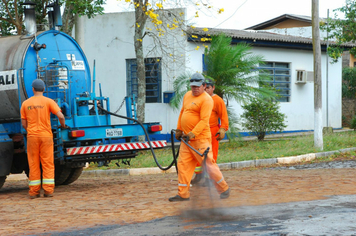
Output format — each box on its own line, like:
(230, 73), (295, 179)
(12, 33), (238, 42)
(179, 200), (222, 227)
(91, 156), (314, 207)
(32, 79), (45, 91)
(205, 78), (215, 86)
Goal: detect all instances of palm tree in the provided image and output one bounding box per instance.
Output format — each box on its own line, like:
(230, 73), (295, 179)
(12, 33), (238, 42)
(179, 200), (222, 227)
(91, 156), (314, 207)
(170, 33), (276, 109)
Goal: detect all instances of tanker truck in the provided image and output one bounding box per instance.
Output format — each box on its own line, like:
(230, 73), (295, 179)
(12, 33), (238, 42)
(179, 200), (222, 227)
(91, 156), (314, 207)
(0, 2), (166, 189)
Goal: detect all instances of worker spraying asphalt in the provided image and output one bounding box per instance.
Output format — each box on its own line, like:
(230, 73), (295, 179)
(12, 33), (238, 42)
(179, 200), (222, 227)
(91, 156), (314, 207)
(98, 73), (230, 202)
(169, 73), (230, 202)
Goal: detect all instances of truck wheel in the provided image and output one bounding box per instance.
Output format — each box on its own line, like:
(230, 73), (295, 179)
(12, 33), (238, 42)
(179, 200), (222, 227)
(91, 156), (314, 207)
(0, 176), (6, 189)
(62, 167), (84, 185)
(55, 166), (72, 186)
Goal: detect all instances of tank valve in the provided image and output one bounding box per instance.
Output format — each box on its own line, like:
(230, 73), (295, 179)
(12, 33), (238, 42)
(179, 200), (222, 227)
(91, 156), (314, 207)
(33, 42), (46, 51)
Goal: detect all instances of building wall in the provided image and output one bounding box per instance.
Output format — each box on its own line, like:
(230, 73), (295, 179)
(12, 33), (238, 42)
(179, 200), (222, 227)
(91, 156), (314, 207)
(75, 11), (342, 139)
(264, 19), (311, 30)
(264, 26), (329, 39)
(186, 41), (342, 132)
(75, 11), (186, 135)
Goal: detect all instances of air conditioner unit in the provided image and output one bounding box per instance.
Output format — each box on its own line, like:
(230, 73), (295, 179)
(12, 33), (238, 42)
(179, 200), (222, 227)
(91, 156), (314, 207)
(296, 70), (307, 84)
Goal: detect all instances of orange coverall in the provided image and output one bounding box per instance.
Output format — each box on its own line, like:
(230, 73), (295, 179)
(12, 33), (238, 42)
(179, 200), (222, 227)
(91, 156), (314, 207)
(194, 94), (229, 174)
(176, 91), (229, 198)
(20, 96), (61, 196)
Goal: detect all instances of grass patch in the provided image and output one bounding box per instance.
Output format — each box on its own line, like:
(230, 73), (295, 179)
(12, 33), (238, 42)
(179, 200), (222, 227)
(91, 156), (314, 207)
(85, 131), (356, 171)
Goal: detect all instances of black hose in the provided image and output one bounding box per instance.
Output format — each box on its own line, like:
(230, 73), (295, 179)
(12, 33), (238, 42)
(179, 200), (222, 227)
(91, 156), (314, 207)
(170, 130), (179, 174)
(97, 105), (178, 171)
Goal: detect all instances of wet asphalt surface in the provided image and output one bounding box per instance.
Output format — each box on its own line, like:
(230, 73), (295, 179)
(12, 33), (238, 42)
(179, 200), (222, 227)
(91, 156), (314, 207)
(37, 160), (356, 236)
(45, 195), (356, 236)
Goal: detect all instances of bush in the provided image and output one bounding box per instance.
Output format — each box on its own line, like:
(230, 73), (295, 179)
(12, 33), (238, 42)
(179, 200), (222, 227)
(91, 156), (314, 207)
(350, 116), (356, 130)
(342, 67), (356, 99)
(241, 98), (287, 141)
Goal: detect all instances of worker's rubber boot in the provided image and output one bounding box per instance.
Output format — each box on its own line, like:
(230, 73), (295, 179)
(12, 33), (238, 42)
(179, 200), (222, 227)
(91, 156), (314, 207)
(169, 195), (190, 202)
(191, 173), (203, 184)
(29, 194), (40, 199)
(44, 193), (53, 198)
(220, 188), (230, 199)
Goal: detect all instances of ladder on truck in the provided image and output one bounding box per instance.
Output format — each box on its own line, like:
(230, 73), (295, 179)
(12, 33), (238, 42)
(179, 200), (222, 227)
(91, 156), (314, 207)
(125, 94), (137, 124)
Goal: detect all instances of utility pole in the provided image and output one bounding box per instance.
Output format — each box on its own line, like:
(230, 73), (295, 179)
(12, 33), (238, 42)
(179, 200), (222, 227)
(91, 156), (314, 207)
(312, 0), (323, 150)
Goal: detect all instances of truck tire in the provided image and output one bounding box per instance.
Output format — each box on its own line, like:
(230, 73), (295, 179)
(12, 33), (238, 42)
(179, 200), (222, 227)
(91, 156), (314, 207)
(55, 166), (72, 186)
(0, 176), (6, 189)
(62, 167), (83, 185)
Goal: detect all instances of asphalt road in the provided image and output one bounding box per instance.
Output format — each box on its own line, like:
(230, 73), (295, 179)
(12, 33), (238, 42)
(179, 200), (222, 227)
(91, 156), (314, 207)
(39, 195), (356, 236)
(33, 160), (356, 236)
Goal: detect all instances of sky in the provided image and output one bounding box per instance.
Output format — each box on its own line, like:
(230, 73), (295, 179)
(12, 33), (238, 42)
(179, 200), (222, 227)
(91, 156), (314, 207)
(103, 0), (346, 30)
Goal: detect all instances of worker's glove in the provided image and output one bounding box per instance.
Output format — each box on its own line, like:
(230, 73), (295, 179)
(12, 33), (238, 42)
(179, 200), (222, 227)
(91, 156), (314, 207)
(175, 129), (183, 140)
(216, 128), (226, 141)
(182, 132), (195, 142)
(61, 125), (70, 129)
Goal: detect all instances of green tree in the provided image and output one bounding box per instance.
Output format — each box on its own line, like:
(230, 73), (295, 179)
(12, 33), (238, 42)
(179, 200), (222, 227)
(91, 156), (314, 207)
(320, 0), (356, 62)
(341, 67), (356, 127)
(61, 0), (105, 35)
(241, 97), (287, 141)
(342, 67), (356, 98)
(0, 0), (25, 35)
(0, 0), (105, 36)
(170, 33), (275, 108)
(203, 33), (275, 103)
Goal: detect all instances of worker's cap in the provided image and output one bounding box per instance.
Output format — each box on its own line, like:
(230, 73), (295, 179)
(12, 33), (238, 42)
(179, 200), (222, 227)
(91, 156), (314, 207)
(32, 79), (45, 91)
(205, 78), (215, 86)
(189, 73), (205, 87)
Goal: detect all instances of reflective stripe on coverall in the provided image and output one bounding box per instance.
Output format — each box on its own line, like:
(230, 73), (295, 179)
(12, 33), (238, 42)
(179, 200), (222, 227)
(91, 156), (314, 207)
(178, 138), (229, 198)
(27, 136), (55, 196)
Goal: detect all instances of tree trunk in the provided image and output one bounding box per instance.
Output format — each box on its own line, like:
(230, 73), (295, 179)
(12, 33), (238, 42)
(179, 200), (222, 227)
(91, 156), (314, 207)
(133, 0), (148, 141)
(312, 0), (323, 150)
(61, 4), (76, 36)
(134, 0), (148, 124)
(15, 23), (22, 35)
(257, 132), (265, 141)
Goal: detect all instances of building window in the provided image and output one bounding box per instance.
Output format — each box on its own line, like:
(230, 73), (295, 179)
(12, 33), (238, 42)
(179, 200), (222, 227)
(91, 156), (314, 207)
(126, 58), (162, 103)
(259, 62), (291, 102)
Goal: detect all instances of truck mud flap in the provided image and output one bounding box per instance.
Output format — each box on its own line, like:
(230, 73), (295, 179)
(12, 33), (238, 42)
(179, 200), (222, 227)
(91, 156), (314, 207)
(0, 141), (14, 176)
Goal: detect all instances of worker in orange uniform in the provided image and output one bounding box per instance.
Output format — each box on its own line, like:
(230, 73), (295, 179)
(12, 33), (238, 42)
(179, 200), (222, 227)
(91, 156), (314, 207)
(191, 78), (229, 185)
(20, 79), (66, 199)
(169, 73), (230, 201)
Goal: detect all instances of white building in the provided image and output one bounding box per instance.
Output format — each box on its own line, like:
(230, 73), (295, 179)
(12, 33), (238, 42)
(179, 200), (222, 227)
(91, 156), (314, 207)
(74, 11), (346, 141)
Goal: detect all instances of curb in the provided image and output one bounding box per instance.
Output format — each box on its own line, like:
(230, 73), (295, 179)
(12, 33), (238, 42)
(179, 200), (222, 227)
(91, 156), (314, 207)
(79, 147), (356, 178)
(6, 147), (356, 181)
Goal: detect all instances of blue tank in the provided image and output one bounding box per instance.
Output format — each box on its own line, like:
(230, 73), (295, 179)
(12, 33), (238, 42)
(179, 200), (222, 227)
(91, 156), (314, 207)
(0, 30), (91, 120)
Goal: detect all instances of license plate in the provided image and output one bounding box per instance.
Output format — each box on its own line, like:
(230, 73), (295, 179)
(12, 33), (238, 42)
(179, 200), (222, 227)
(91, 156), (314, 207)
(106, 128), (123, 137)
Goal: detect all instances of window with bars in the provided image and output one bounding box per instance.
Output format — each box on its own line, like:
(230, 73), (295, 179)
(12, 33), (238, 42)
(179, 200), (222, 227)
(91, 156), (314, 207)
(126, 58), (162, 103)
(259, 62), (291, 102)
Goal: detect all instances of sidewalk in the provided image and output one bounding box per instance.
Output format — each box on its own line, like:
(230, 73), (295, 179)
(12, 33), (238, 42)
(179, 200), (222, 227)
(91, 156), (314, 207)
(6, 128), (355, 181)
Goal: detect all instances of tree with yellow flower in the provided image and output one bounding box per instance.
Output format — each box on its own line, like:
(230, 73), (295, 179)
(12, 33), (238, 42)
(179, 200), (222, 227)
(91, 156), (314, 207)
(119, 0), (222, 125)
